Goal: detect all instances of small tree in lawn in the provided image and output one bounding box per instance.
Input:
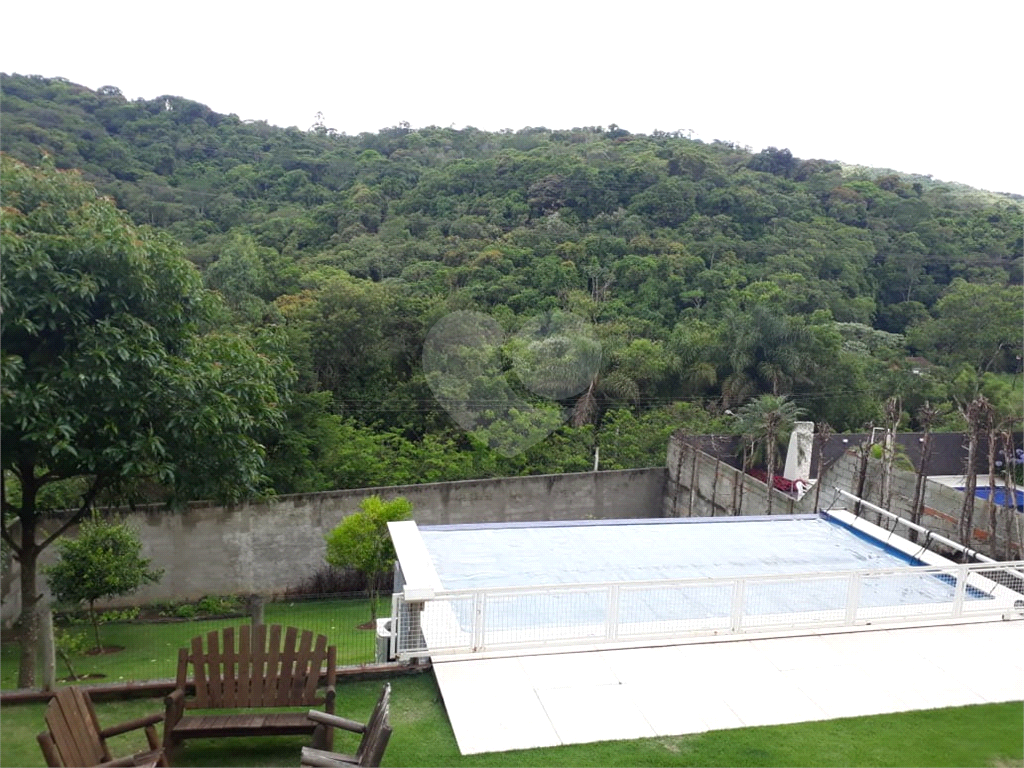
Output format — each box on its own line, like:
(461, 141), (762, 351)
(325, 495), (412, 625)
(45, 515), (162, 653)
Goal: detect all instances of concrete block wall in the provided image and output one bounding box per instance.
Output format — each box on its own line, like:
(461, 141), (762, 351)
(664, 437), (811, 518)
(836, 451), (1021, 560)
(666, 433), (1021, 561)
(1, 467), (666, 625)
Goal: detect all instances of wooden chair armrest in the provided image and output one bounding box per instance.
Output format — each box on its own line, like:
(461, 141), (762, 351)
(37, 731), (62, 768)
(96, 749), (163, 768)
(301, 746), (358, 767)
(307, 709), (366, 733)
(163, 688), (186, 736)
(100, 712), (164, 739)
(324, 685), (336, 713)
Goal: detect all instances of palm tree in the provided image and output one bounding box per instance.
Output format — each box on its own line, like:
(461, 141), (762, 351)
(734, 395), (805, 514)
(719, 306), (814, 408)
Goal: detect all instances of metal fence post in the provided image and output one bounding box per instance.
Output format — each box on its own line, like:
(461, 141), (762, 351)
(845, 572), (862, 625)
(249, 594), (264, 627)
(730, 579), (746, 633)
(390, 593), (400, 661)
(606, 585), (620, 641)
(472, 592), (486, 652)
(952, 564), (968, 618)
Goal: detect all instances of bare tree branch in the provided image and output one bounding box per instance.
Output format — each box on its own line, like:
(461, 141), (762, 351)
(38, 478), (105, 552)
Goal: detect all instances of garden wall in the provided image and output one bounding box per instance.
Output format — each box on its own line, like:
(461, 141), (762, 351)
(1, 468), (666, 626)
(664, 432), (1022, 560)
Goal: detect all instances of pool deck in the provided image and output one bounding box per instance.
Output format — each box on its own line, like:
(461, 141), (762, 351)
(433, 618), (1024, 755)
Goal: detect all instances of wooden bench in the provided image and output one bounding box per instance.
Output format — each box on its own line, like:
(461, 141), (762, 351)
(300, 683), (391, 767)
(163, 624), (337, 754)
(37, 686), (168, 767)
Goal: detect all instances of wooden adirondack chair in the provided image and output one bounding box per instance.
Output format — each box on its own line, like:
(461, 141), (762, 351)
(300, 683), (392, 768)
(37, 686), (168, 768)
(163, 624), (336, 753)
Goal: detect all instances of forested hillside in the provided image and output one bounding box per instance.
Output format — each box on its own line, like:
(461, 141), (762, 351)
(3, 73), (1022, 496)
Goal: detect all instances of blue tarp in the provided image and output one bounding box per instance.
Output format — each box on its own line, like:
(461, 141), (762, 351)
(973, 486), (1024, 509)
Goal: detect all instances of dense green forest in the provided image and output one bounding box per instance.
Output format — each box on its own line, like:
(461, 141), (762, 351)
(2, 73), (1022, 498)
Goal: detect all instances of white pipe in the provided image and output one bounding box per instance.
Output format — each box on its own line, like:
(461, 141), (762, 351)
(833, 488), (998, 564)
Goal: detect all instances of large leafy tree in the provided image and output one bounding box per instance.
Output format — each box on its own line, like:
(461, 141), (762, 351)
(907, 279), (1023, 375)
(1, 156), (290, 687)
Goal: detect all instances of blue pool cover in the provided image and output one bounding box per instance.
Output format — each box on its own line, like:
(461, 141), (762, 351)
(969, 487), (1024, 510)
(418, 516), (989, 630)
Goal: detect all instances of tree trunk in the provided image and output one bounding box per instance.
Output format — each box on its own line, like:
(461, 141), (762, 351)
(986, 427), (998, 555)
(88, 601), (103, 653)
(960, 432), (979, 547)
(813, 423), (833, 514)
(910, 403), (937, 544)
(765, 439), (776, 516)
(1000, 430), (1019, 560)
(710, 456), (721, 516)
(17, 541), (40, 689)
(854, 434), (871, 518)
(910, 433), (932, 543)
(41, 600), (57, 691)
(959, 396), (990, 547)
(687, 445), (698, 516)
(737, 446), (749, 516)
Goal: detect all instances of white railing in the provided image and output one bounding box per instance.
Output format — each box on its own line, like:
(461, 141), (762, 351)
(390, 560), (1024, 659)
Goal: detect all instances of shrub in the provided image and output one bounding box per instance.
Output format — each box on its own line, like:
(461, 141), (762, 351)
(45, 514), (162, 652)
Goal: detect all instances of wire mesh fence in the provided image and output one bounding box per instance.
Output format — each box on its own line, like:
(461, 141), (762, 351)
(392, 560), (1024, 658)
(1, 591), (391, 690)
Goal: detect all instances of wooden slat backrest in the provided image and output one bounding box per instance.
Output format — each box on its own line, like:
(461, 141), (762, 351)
(207, 629), (224, 707)
(189, 635), (210, 708)
(274, 626), (299, 707)
(221, 625), (238, 708)
(238, 623), (253, 705)
(357, 685), (391, 762)
(180, 624), (334, 711)
(362, 718), (392, 768)
(263, 624), (283, 707)
(250, 623), (269, 707)
(300, 634), (329, 704)
(43, 687), (107, 767)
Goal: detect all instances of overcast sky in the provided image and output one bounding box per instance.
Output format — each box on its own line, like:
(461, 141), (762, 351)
(3, 0), (1021, 195)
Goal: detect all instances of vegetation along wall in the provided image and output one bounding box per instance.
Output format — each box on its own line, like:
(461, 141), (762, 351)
(0, 468), (665, 626)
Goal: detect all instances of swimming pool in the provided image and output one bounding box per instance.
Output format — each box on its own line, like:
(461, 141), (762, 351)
(389, 513), (1020, 658)
(413, 515), (986, 629)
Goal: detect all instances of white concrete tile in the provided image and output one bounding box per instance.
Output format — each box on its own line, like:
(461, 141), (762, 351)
(519, 650), (619, 690)
(715, 666), (829, 727)
(444, 685), (562, 755)
(752, 634), (846, 671)
(538, 683), (657, 745)
(677, 639), (781, 680)
(819, 628), (904, 658)
(783, 664), (909, 719)
(623, 681), (743, 735)
(433, 656), (531, 690)
(596, 645), (691, 685)
(960, 669), (1024, 704)
(434, 660), (561, 754)
(434, 620), (1024, 755)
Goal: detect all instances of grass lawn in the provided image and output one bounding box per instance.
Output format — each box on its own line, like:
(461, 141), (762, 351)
(1, 597), (390, 689)
(1, 673), (1021, 767)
